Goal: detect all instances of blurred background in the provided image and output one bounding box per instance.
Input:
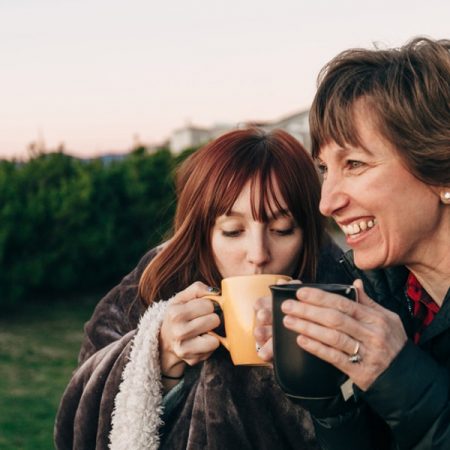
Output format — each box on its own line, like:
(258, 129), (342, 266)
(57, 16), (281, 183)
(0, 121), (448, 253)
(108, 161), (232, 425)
(0, 0), (448, 448)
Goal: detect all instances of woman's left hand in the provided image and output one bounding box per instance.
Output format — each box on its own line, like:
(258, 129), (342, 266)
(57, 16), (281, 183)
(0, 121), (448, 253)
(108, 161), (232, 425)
(282, 279), (408, 390)
(253, 295), (274, 362)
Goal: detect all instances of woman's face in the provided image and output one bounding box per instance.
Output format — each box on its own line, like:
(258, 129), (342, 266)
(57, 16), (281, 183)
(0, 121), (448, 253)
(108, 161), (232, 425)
(318, 103), (443, 270)
(211, 179), (303, 278)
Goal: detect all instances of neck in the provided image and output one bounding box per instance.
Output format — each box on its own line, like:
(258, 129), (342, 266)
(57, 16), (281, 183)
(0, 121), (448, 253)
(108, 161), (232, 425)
(407, 256), (450, 307)
(406, 211), (450, 306)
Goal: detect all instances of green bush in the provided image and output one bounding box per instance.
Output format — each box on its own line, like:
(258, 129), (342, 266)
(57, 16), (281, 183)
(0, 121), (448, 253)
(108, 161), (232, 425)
(0, 146), (187, 309)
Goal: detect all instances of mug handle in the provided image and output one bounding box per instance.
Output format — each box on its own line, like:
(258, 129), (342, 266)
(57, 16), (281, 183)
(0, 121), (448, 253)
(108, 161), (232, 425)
(202, 294), (230, 351)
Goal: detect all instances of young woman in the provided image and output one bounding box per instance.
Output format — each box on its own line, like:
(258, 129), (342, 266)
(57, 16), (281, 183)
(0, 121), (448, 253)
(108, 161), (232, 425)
(54, 128), (351, 449)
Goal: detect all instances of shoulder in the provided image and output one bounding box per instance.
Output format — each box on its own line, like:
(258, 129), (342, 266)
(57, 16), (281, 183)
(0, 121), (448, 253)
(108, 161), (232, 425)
(82, 244), (166, 356)
(123, 243), (166, 285)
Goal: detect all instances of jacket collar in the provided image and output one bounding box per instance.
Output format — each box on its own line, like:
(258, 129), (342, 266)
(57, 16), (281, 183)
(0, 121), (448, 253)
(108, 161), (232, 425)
(421, 286), (450, 344)
(340, 250), (450, 345)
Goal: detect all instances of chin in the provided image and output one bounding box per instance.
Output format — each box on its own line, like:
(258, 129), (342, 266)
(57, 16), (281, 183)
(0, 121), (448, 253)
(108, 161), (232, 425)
(353, 251), (387, 271)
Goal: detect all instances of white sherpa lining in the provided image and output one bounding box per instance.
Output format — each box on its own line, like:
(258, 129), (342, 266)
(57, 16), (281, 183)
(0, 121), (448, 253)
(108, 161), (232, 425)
(109, 300), (169, 450)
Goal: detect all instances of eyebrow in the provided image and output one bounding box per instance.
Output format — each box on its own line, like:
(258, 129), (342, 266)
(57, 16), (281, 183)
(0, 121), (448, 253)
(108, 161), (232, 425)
(223, 208), (291, 219)
(318, 143), (374, 162)
(345, 143), (374, 156)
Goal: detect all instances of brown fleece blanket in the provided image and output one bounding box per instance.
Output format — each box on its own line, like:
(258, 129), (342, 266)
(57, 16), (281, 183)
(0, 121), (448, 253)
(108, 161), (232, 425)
(55, 241), (349, 449)
(160, 349), (318, 449)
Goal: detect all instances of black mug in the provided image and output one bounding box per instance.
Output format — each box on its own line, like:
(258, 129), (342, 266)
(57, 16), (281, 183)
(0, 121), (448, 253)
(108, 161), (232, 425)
(271, 283), (357, 399)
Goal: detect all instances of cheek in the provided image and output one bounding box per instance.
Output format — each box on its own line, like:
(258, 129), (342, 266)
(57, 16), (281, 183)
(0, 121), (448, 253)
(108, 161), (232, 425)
(273, 236), (303, 267)
(212, 236), (241, 266)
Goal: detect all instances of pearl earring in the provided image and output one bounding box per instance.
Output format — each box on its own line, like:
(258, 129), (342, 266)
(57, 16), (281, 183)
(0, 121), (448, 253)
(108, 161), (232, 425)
(441, 191), (450, 204)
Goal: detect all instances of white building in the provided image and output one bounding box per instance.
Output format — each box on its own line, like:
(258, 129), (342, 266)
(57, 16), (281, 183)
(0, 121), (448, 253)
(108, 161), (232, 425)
(168, 108), (311, 154)
(169, 126), (211, 154)
(268, 110), (311, 150)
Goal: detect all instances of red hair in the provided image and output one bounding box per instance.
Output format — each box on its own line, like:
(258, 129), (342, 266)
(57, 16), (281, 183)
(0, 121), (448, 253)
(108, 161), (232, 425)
(139, 128), (324, 303)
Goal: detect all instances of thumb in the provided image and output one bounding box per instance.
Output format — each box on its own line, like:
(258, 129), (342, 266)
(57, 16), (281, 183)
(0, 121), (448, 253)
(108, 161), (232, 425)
(353, 279), (382, 310)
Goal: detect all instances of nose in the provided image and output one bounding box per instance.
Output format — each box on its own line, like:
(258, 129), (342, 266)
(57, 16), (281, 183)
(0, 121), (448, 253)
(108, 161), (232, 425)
(246, 232), (270, 268)
(319, 176), (349, 217)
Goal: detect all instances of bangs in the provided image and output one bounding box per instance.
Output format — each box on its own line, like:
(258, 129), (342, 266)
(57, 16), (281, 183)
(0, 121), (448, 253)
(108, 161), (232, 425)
(310, 98), (361, 159)
(215, 160), (289, 222)
(249, 172), (289, 221)
(310, 52), (385, 158)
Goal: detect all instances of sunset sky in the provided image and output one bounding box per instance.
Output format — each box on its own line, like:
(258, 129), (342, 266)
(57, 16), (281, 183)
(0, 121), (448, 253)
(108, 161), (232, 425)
(1, 0), (449, 159)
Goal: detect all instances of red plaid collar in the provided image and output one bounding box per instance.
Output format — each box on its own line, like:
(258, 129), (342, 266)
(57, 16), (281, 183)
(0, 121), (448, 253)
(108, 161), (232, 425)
(406, 272), (440, 343)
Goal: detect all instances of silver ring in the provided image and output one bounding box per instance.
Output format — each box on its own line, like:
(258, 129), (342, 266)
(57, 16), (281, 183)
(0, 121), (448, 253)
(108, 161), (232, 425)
(256, 343), (262, 353)
(207, 286), (220, 293)
(348, 341), (362, 363)
(349, 353), (362, 363)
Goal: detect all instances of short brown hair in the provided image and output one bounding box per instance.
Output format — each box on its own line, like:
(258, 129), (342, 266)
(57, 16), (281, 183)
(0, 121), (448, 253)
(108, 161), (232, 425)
(310, 37), (450, 185)
(139, 128), (324, 303)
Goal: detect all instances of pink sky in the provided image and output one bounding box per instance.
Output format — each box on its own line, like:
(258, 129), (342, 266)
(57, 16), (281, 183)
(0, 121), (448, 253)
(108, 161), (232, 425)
(1, 0), (448, 159)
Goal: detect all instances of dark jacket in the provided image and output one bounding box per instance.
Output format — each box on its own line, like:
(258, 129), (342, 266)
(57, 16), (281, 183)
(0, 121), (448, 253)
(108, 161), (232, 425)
(309, 251), (450, 450)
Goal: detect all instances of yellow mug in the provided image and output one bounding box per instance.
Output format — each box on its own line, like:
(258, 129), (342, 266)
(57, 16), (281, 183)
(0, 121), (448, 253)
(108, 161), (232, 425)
(204, 273), (291, 365)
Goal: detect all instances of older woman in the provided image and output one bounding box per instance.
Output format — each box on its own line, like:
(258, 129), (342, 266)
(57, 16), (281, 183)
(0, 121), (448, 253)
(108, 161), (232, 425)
(255, 38), (450, 449)
(54, 128), (352, 449)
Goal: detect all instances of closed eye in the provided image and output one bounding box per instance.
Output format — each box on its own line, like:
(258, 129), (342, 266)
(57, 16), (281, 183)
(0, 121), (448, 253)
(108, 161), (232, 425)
(271, 227), (295, 236)
(221, 230), (243, 238)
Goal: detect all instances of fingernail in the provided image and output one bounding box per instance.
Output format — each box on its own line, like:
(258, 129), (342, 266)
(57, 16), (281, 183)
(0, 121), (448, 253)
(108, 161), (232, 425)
(283, 315), (294, 326)
(297, 288), (309, 300)
(281, 300), (294, 312)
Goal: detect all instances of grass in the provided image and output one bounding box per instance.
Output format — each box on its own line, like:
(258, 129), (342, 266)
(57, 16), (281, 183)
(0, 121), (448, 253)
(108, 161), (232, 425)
(0, 296), (98, 450)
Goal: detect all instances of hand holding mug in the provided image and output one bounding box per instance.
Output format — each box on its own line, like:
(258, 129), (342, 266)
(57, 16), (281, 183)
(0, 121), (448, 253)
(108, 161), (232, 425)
(253, 295), (274, 362)
(253, 279), (300, 361)
(282, 279), (407, 391)
(271, 282), (358, 399)
(159, 281), (221, 378)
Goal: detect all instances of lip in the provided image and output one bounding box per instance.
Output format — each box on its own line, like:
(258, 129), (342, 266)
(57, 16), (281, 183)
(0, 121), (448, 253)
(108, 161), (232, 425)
(344, 222), (377, 247)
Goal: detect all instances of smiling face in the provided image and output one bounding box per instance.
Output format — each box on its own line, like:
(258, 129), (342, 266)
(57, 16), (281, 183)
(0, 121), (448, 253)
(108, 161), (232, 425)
(318, 103), (445, 271)
(211, 178), (303, 278)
